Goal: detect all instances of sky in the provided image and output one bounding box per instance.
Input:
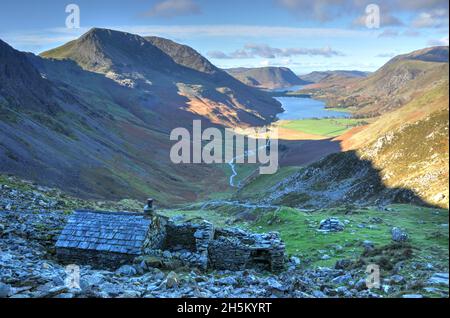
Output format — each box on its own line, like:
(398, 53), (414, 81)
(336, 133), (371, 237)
(0, 0), (448, 74)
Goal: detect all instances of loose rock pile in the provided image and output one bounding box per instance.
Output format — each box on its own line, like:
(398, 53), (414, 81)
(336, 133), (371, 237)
(391, 227), (409, 242)
(0, 183), (62, 212)
(319, 218), (345, 232)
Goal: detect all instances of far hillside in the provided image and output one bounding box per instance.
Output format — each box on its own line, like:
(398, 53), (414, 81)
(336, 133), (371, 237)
(225, 66), (308, 89)
(301, 46), (449, 117)
(299, 70), (370, 84)
(237, 47), (449, 209)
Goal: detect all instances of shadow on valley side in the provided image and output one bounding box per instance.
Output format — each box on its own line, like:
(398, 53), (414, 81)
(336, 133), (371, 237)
(240, 137), (440, 210)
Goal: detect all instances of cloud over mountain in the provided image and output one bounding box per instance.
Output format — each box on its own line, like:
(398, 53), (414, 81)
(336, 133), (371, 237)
(428, 36), (449, 46)
(209, 44), (344, 59)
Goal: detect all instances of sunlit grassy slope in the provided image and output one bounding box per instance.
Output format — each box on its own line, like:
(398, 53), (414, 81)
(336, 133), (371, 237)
(347, 82), (449, 208)
(301, 47), (449, 117)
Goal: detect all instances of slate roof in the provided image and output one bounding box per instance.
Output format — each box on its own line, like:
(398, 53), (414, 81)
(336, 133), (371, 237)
(56, 210), (151, 255)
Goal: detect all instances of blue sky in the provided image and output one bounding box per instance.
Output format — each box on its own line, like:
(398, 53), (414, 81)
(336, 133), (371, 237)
(0, 0), (448, 74)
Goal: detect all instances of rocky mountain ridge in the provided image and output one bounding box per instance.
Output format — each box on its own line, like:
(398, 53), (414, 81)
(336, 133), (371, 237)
(301, 46), (449, 117)
(0, 29), (283, 202)
(225, 66), (308, 89)
(41, 28), (282, 127)
(299, 70), (369, 84)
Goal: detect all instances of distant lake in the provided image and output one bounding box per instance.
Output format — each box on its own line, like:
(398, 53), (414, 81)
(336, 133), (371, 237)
(275, 96), (350, 120)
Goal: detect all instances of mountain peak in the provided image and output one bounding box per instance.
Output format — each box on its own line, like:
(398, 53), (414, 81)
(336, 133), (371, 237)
(85, 27), (108, 34)
(41, 28), (174, 74)
(144, 36), (218, 74)
(42, 29), (224, 76)
(79, 28), (145, 43)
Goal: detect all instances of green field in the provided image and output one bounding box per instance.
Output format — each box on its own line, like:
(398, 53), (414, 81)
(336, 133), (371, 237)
(280, 118), (366, 137)
(251, 205), (448, 265)
(161, 203), (448, 273)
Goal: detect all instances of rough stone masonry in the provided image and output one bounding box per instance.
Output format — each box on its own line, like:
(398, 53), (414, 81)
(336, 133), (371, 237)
(56, 199), (286, 271)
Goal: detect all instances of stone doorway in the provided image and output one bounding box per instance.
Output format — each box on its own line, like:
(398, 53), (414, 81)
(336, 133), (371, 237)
(249, 249), (272, 271)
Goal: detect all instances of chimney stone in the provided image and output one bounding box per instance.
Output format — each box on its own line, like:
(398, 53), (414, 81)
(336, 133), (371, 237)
(144, 198), (154, 215)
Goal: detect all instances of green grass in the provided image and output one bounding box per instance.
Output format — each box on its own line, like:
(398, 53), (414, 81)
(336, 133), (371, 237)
(236, 166), (300, 200)
(0, 175), (35, 192)
(158, 208), (233, 228)
(250, 204), (449, 269)
(280, 118), (365, 137)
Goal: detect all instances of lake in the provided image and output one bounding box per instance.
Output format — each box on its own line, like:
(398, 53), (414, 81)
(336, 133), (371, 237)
(275, 96), (350, 120)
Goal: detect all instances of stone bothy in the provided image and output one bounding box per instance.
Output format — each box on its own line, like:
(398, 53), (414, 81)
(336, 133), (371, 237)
(56, 203), (286, 271)
(55, 211), (152, 268)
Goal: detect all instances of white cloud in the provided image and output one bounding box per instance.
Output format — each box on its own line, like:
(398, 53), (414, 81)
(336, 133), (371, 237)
(428, 36), (449, 46)
(276, 0), (449, 30)
(208, 49), (253, 59)
(117, 25), (369, 38)
(208, 44), (345, 59)
(1, 25), (373, 53)
(0, 28), (89, 52)
(144, 0), (201, 18)
(276, 0), (352, 22)
(215, 58), (380, 74)
(377, 29), (399, 38)
(412, 9), (449, 28)
(376, 29), (424, 39)
(376, 52), (396, 58)
(352, 12), (403, 27)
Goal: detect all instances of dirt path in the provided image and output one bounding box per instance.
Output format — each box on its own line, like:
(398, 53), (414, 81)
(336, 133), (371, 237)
(228, 145), (267, 187)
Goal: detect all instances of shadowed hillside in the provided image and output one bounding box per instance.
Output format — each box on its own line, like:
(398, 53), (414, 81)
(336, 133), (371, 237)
(0, 40), (59, 115)
(0, 29), (283, 204)
(225, 67), (308, 89)
(236, 149), (434, 209)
